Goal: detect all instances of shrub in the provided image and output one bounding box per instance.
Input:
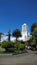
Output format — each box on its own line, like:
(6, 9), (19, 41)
(14, 42), (25, 50)
(1, 41), (25, 52)
(30, 39), (36, 46)
(1, 41), (13, 48)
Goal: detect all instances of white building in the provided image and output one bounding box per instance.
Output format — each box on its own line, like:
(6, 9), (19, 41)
(11, 23), (31, 42)
(18, 23), (31, 41)
(22, 23), (28, 41)
(0, 23), (31, 43)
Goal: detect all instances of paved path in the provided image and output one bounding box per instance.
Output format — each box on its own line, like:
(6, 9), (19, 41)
(0, 50), (37, 65)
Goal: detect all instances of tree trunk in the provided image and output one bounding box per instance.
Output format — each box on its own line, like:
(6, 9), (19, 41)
(16, 37), (18, 41)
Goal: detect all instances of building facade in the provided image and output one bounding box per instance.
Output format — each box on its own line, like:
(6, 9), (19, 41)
(0, 23), (31, 42)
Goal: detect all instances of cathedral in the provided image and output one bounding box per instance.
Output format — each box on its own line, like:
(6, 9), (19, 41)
(0, 23), (31, 43)
(11, 23), (31, 42)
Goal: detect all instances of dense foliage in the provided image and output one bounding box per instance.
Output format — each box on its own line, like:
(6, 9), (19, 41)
(1, 41), (13, 48)
(31, 23), (37, 47)
(1, 41), (25, 52)
(12, 29), (21, 41)
(31, 23), (37, 34)
(14, 42), (25, 50)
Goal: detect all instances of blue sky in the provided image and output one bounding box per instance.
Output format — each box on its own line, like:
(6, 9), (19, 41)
(0, 0), (37, 33)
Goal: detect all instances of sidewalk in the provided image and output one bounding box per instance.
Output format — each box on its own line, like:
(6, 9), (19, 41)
(0, 52), (37, 65)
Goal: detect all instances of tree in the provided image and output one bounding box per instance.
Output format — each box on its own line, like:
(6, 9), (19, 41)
(31, 23), (37, 47)
(31, 23), (37, 34)
(0, 32), (4, 41)
(33, 28), (37, 45)
(12, 29), (21, 41)
(6, 29), (11, 41)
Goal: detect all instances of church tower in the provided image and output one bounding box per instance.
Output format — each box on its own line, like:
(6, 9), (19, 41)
(22, 23), (28, 33)
(22, 23), (28, 41)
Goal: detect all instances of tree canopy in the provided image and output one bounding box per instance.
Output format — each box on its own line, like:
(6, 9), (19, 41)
(31, 23), (37, 46)
(12, 29), (21, 41)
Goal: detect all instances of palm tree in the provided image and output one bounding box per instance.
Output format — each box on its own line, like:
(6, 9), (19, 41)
(12, 29), (21, 41)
